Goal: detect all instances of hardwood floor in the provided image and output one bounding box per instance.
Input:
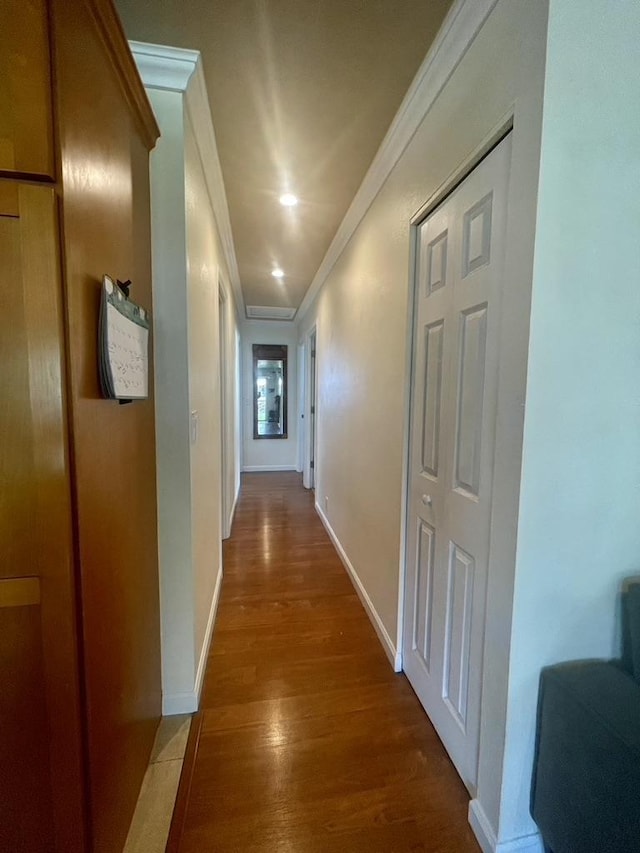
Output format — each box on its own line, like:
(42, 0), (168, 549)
(177, 472), (481, 852)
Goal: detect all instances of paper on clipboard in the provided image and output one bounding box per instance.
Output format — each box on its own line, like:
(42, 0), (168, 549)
(99, 275), (150, 401)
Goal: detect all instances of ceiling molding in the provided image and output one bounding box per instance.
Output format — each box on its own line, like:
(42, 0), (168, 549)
(241, 318), (299, 332)
(130, 42), (245, 319)
(183, 59), (245, 319)
(296, 0), (499, 322)
(246, 306), (297, 321)
(129, 40), (199, 91)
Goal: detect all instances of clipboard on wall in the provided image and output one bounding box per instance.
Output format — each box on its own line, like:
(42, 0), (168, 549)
(99, 275), (150, 402)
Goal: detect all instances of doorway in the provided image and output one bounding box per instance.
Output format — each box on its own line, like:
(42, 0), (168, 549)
(402, 135), (512, 792)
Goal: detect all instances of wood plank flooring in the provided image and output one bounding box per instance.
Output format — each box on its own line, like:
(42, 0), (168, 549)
(177, 472), (481, 852)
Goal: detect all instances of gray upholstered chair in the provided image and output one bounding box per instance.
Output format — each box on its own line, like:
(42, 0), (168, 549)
(530, 581), (640, 853)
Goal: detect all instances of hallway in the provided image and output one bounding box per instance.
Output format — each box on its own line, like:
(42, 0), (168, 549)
(174, 472), (481, 852)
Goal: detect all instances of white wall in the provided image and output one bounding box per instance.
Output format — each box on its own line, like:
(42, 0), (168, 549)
(301, 0), (546, 761)
(183, 109), (224, 686)
(297, 0), (548, 848)
(298, 1), (640, 849)
(241, 320), (299, 471)
(219, 289), (241, 536)
(146, 87), (195, 704)
(135, 45), (242, 715)
(498, 0), (640, 845)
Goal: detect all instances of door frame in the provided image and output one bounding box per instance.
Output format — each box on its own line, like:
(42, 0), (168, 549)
(302, 325), (317, 490)
(296, 342), (305, 473)
(218, 276), (232, 539)
(397, 116), (514, 667)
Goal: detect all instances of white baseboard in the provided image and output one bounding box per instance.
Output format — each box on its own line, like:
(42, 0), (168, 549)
(163, 691), (198, 716)
(224, 482), (240, 539)
(242, 465), (298, 472)
(230, 483), (239, 525)
(315, 503), (402, 672)
(469, 801), (543, 853)
(162, 566), (223, 716)
(194, 566), (223, 702)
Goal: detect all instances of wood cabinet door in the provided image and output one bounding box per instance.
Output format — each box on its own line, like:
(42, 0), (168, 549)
(0, 184), (86, 852)
(0, 0), (54, 178)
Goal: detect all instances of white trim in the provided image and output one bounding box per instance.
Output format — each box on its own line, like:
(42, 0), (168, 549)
(469, 801), (543, 853)
(469, 800), (498, 853)
(184, 63), (244, 320)
(130, 42), (245, 320)
(228, 481), (240, 532)
(302, 326), (317, 490)
(316, 503), (402, 672)
(194, 566), (223, 703)
(395, 221), (421, 671)
(161, 566), (223, 716)
(129, 40), (199, 91)
(296, 342), (305, 473)
(242, 465), (298, 472)
(241, 318), (298, 331)
(163, 691), (199, 716)
(296, 0), (499, 322)
(246, 305), (297, 321)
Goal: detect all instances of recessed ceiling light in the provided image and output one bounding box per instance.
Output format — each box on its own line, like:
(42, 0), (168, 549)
(279, 193), (298, 207)
(272, 268), (284, 279)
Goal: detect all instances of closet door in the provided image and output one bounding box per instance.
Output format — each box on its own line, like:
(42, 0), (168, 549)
(0, 184), (86, 852)
(0, 0), (55, 178)
(403, 136), (512, 791)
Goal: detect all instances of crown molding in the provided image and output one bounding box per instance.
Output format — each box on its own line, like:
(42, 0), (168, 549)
(130, 42), (245, 318)
(129, 41), (199, 92)
(297, 0), (499, 322)
(241, 318), (299, 332)
(183, 59), (244, 318)
(85, 4), (159, 149)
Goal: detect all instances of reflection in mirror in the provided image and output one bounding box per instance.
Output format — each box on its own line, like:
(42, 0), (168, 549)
(253, 344), (288, 439)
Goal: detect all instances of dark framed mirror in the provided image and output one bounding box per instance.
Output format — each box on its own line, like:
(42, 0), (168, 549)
(253, 344), (288, 439)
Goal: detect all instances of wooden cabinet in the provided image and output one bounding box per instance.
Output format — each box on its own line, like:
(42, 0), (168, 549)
(0, 3), (161, 851)
(0, 584), (54, 853)
(0, 184), (86, 851)
(0, 0), (54, 178)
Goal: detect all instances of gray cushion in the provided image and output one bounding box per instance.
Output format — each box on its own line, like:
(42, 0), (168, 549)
(531, 661), (640, 853)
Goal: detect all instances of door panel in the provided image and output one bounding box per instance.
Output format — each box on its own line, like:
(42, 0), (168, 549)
(0, 184), (86, 851)
(0, 0), (54, 178)
(0, 584), (54, 853)
(454, 304), (488, 496)
(414, 521), (435, 670)
(443, 542), (474, 727)
(403, 136), (512, 791)
(421, 320), (444, 477)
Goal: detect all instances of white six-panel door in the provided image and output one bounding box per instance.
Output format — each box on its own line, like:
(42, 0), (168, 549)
(403, 135), (512, 792)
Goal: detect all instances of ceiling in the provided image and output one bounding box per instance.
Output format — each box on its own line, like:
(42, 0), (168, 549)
(116, 0), (454, 317)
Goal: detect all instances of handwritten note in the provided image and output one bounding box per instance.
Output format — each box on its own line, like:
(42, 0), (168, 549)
(106, 300), (149, 398)
(100, 276), (150, 401)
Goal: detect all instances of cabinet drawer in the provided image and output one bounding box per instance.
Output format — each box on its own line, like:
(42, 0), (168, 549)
(0, 0), (54, 178)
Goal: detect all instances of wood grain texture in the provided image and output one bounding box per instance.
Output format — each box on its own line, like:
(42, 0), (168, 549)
(0, 577), (40, 608)
(0, 184), (86, 852)
(177, 472), (481, 853)
(0, 0), (54, 178)
(0, 604), (54, 852)
(84, 0), (160, 149)
(52, 1), (161, 849)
